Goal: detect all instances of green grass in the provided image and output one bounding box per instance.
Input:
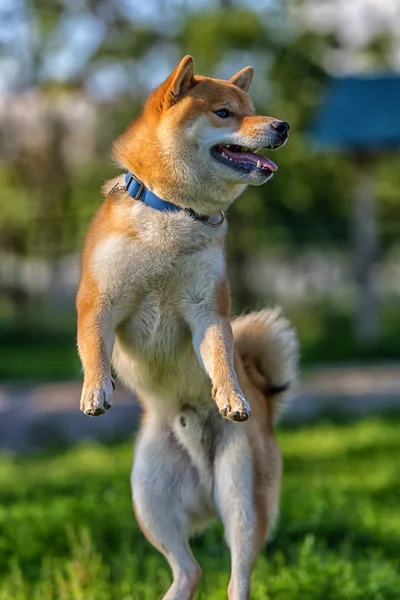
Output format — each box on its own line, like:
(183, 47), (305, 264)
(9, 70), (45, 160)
(1, 416), (400, 599)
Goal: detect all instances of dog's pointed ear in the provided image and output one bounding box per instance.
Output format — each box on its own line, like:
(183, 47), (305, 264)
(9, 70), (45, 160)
(229, 66), (254, 92)
(168, 56), (196, 103)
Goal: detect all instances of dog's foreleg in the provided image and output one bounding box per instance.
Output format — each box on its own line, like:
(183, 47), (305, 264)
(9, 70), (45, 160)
(184, 275), (250, 422)
(76, 283), (115, 416)
(192, 316), (251, 422)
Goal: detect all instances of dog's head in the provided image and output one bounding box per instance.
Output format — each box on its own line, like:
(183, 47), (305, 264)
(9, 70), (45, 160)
(114, 56), (289, 213)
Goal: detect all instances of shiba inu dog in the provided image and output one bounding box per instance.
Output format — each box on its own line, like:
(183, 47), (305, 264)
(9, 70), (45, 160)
(77, 56), (298, 600)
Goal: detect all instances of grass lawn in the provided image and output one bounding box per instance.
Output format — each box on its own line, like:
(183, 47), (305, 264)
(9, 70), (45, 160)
(0, 416), (399, 599)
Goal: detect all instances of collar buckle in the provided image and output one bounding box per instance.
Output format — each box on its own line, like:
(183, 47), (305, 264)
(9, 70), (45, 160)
(125, 173), (145, 200)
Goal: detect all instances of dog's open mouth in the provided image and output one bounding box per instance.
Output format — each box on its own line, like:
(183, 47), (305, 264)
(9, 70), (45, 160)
(211, 144), (278, 175)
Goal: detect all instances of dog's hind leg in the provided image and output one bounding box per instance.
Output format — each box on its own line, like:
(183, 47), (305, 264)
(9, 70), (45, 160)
(214, 425), (278, 600)
(131, 420), (201, 600)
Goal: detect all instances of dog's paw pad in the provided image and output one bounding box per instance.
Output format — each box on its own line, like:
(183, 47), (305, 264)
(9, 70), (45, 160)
(228, 408), (250, 422)
(80, 386), (113, 417)
(215, 390), (251, 423)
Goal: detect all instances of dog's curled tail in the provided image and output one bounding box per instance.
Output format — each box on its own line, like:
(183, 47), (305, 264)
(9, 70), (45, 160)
(232, 309), (299, 423)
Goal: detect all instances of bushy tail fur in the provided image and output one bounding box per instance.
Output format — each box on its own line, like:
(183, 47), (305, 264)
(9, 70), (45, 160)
(232, 308), (299, 423)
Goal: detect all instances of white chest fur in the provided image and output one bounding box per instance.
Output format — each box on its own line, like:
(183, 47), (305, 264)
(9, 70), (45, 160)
(91, 204), (228, 412)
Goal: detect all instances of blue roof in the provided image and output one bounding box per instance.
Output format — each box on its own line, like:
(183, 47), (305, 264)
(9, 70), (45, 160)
(311, 75), (400, 149)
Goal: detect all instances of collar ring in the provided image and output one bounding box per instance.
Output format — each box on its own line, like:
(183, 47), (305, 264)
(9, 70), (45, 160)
(206, 211), (225, 227)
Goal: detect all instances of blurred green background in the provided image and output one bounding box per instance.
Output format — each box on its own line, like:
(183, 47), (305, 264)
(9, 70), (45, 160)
(1, 1), (400, 599)
(1, 0), (400, 382)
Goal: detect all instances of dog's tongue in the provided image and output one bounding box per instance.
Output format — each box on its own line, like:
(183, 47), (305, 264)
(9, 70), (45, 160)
(220, 146), (278, 171)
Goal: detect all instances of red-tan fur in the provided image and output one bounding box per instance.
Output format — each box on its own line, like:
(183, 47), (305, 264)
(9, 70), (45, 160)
(77, 56), (298, 600)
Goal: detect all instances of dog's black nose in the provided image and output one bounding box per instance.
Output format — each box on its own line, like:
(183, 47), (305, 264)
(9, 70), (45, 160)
(271, 120), (290, 135)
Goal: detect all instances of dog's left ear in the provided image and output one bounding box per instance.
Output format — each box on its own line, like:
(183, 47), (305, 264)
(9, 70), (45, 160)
(168, 55), (196, 103)
(229, 66), (254, 92)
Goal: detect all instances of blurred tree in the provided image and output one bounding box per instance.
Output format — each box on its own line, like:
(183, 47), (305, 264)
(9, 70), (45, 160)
(0, 0), (147, 313)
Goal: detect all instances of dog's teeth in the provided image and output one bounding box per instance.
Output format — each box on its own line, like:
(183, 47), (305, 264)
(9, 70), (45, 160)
(220, 150), (234, 162)
(256, 160), (261, 168)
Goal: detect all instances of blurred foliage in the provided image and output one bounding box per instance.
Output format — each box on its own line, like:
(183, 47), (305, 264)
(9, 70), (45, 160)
(2, 300), (400, 382)
(0, 416), (399, 598)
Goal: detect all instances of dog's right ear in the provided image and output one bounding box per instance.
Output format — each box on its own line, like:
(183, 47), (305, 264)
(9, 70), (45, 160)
(229, 66), (254, 92)
(166, 56), (196, 104)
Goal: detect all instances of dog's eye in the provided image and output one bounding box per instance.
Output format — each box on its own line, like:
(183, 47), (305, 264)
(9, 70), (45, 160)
(214, 109), (231, 119)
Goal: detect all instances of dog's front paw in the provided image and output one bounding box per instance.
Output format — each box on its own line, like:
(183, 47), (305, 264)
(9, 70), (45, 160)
(213, 388), (251, 422)
(80, 380), (113, 416)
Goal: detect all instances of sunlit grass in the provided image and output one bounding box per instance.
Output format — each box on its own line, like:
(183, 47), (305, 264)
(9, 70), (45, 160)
(0, 416), (399, 599)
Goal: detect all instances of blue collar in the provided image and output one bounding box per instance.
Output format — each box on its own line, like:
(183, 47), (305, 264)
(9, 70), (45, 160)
(123, 171), (224, 227)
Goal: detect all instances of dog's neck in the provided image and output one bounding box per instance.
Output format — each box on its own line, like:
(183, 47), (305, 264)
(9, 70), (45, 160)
(113, 120), (247, 215)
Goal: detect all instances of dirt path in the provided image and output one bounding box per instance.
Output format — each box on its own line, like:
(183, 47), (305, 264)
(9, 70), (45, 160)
(1, 364), (399, 452)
